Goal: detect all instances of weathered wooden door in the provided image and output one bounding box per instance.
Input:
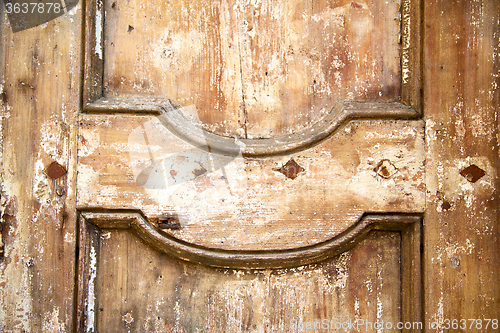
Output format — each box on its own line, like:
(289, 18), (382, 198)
(1, 0), (499, 332)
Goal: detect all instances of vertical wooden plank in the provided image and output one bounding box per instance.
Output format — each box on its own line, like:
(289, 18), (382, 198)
(424, 0), (500, 329)
(76, 216), (101, 332)
(0, 4), (81, 332)
(83, 0), (105, 105)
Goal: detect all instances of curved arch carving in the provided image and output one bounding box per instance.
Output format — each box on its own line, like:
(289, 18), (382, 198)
(80, 211), (420, 269)
(84, 97), (419, 157)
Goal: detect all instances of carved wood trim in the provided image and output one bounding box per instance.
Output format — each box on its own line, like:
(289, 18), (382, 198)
(82, 0), (422, 157)
(76, 211), (422, 330)
(84, 98), (420, 157)
(78, 210), (421, 269)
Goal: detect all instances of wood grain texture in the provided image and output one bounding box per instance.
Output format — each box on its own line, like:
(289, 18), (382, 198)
(78, 224), (407, 332)
(0, 5), (81, 332)
(424, 0), (500, 328)
(94, 0), (406, 138)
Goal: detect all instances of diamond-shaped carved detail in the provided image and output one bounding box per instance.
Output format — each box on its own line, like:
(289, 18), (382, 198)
(275, 159), (305, 180)
(460, 164), (485, 183)
(44, 161), (67, 179)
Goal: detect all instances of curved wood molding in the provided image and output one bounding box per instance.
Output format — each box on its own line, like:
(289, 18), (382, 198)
(82, 0), (421, 157)
(84, 98), (419, 157)
(80, 211), (421, 269)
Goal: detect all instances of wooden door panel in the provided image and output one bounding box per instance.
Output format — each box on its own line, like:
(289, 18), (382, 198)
(77, 216), (421, 332)
(97, 232), (402, 332)
(76, 0), (424, 330)
(100, 0), (403, 138)
(77, 116), (424, 251)
(84, 0), (421, 137)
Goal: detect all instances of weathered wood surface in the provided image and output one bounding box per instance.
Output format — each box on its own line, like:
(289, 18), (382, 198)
(81, 227), (404, 332)
(101, 0), (402, 138)
(0, 4), (81, 332)
(424, 0), (500, 327)
(77, 116), (425, 251)
(0, 0), (498, 332)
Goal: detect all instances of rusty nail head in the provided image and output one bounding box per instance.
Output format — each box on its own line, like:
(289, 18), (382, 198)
(374, 159), (397, 179)
(275, 158), (305, 180)
(158, 217), (181, 230)
(56, 186), (65, 197)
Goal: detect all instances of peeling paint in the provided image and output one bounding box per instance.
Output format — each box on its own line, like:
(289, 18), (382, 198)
(42, 307), (66, 332)
(86, 246), (97, 333)
(95, 3), (103, 59)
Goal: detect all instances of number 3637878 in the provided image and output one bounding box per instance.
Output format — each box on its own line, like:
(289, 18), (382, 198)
(6, 2), (62, 14)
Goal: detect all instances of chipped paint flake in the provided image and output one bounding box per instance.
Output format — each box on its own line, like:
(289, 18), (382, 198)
(122, 312), (134, 324)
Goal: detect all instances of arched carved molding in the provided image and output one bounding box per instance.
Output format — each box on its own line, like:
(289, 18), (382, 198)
(83, 98), (419, 157)
(82, 0), (422, 157)
(79, 210), (421, 269)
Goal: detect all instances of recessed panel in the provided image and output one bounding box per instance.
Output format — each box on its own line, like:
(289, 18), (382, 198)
(102, 0), (402, 138)
(94, 230), (401, 332)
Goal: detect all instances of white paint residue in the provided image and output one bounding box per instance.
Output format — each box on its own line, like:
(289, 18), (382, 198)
(0, 254), (35, 331)
(40, 118), (65, 158)
(430, 296), (445, 333)
(33, 159), (51, 203)
(152, 29), (204, 71)
(354, 297), (360, 317)
(445, 239), (474, 259)
(401, 1), (411, 84)
(122, 312), (134, 324)
(42, 307), (65, 332)
(376, 265), (384, 333)
(95, 10), (103, 59)
(101, 231), (111, 240)
(173, 300), (183, 331)
(376, 296), (383, 333)
(365, 279), (373, 293)
(332, 252), (351, 289)
(86, 246), (97, 333)
(64, 232), (75, 243)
